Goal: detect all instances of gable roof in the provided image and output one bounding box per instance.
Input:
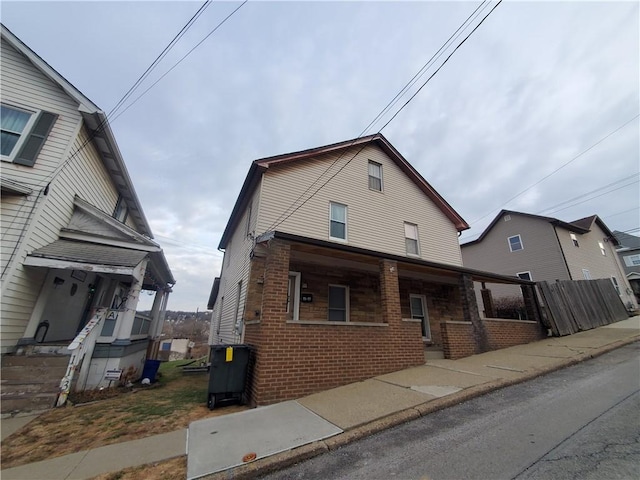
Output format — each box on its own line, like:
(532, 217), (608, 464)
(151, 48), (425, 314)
(219, 133), (468, 249)
(1, 23), (153, 238)
(461, 210), (619, 247)
(613, 230), (640, 250)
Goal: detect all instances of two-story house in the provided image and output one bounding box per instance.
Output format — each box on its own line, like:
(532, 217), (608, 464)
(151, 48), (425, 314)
(461, 210), (637, 311)
(1, 25), (175, 412)
(208, 135), (544, 406)
(613, 230), (640, 303)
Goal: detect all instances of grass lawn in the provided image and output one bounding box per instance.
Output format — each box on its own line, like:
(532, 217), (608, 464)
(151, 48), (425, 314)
(0, 359), (248, 472)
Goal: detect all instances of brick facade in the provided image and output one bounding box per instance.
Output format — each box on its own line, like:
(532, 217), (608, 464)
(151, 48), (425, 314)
(243, 241), (424, 406)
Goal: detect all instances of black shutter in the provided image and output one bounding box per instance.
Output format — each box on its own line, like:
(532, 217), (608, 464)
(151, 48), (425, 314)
(14, 111), (58, 167)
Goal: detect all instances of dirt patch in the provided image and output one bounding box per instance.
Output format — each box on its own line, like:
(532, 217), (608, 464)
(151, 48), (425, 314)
(89, 456), (187, 480)
(1, 361), (248, 470)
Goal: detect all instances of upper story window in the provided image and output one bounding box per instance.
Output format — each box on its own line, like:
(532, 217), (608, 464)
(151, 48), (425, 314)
(508, 234), (523, 252)
(598, 241), (606, 256)
(113, 195), (129, 223)
(582, 269), (592, 279)
(368, 160), (383, 192)
(623, 254), (640, 267)
(404, 222), (420, 256)
(329, 202), (347, 241)
(1, 104), (57, 167)
(570, 233), (579, 247)
(517, 271), (532, 281)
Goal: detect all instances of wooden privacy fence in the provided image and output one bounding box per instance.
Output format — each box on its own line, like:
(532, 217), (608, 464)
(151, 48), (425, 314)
(538, 279), (629, 336)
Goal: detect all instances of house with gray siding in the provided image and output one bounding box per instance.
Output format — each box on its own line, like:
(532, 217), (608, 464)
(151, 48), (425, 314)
(461, 210), (637, 312)
(207, 135), (542, 406)
(613, 230), (640, 303)
(1, 24), (174, 412)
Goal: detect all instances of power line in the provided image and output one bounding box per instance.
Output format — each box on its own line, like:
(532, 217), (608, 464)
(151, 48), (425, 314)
(467, 114), (640, 226)
(265, 0), (503, 233)
(543, 179), (638, 216)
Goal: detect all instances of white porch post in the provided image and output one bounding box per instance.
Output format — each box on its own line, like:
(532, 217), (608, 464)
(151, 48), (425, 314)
(114, 258), (148, 342)
(154, 290), (170, 337)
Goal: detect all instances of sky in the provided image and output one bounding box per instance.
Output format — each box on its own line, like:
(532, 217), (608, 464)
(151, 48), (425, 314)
(2, 0), (639, 311)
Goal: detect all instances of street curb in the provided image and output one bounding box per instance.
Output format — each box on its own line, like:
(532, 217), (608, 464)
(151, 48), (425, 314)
(201, 335), (639, 480)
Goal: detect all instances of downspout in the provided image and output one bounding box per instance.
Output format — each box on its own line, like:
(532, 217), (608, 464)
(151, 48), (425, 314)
(552, 225), (572, 280)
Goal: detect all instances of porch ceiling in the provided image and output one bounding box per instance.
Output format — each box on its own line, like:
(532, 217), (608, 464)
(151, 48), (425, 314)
(272, 231), (534, 287)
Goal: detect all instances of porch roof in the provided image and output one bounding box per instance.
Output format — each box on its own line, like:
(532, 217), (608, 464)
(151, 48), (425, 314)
(263, 231), (535, 286)
(23, 239), (172, 290)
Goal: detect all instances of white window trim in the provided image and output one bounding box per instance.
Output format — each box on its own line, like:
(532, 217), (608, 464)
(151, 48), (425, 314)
(623, 254), (640, 267)
(611, 276), (620, 295)
(404, 222), (420, 257)
(1, 103), (38, 162)
(570, 233), (579, 247)
(598, 241), (606, 256)
(508, 234), (524, 252)
(582, 269), (592, 280)
(517, 271), (533, 281)
(329, 202), (348, 242)
(287, 271), (301, 321)
(328, 284), (349, 322)
(233, 281), (243, 335)
(410, 294), (431, 341)
(368, 160), (383, 192)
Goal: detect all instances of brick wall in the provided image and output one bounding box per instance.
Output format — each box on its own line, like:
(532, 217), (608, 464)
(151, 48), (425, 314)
(441, 318), (545, 359)
(244, 242), (424, 406)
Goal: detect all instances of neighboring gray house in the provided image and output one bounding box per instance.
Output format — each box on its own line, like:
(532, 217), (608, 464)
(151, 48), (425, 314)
(613, 230), (640, 302)
(461, 210), (637, 311)
(1, 24), (175, 411)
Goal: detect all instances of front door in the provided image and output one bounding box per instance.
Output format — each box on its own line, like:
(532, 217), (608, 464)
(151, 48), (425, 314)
(410, 294), (431, 341)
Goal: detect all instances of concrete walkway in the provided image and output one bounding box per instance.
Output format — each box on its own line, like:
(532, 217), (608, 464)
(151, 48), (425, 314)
(2, 317), (638, 480)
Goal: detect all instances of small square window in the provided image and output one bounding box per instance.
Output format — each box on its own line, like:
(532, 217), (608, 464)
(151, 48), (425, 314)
(328, 285), (348, 321)
(517, 271), (532, 281)
(368, 161), (382, 192)
(570, 233), (579, 247)
(508, 235), (523, 252)
(404, 222), (419, 256)
(329, 202), (347, 240)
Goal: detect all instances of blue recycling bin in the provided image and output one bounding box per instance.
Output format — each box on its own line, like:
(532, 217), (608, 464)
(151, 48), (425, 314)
(141, 359), (162, 383)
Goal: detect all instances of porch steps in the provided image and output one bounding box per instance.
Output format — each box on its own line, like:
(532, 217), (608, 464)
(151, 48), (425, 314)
(1, 354), (69, 415)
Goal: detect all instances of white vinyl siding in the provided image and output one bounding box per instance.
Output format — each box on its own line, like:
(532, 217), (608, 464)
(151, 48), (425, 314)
(256, 144), (463, 265)
(210, 184), (262, 345)
(0, 37), (145, 350)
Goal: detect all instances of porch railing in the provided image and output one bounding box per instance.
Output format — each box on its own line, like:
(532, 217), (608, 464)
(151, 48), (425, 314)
(56, 307), (107, 407)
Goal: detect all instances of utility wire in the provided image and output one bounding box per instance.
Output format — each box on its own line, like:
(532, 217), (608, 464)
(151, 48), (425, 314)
(265, 0), (502, 233)
(543, 179), (638, 216)
(467, 113), (640, 226)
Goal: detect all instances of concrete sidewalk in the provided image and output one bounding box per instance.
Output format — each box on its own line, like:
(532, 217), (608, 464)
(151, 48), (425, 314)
(2, 317), (638, 480)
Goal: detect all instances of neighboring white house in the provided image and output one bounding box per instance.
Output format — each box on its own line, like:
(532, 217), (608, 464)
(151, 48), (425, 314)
(461, 210), (637, 311)
(0, 24), (175, 411)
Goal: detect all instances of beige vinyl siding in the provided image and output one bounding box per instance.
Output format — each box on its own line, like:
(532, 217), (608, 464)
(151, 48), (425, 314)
(256, 144), (463, 265)
(211, 184), (262, 345)
(558, 225), (636, 308)
(0, 38), (138, 349)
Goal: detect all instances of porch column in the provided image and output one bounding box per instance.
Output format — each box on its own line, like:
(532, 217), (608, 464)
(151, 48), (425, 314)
(379, 259), (401, 325)
(459, 274), (489, 353)
(480, 282), (496, 318)
(521, 284), (542, 323)
(114, 258), (148, 343)
(150, 288), (167, 338)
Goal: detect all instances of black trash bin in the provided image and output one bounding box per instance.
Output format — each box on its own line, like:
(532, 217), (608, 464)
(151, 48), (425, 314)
(207, 344), (251, 409)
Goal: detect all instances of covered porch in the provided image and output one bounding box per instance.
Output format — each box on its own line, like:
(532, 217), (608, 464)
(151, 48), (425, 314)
(242, 232), (544, 406)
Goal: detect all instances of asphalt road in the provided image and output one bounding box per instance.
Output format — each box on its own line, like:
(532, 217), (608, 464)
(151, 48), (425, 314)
(261, 342), (640, 480)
